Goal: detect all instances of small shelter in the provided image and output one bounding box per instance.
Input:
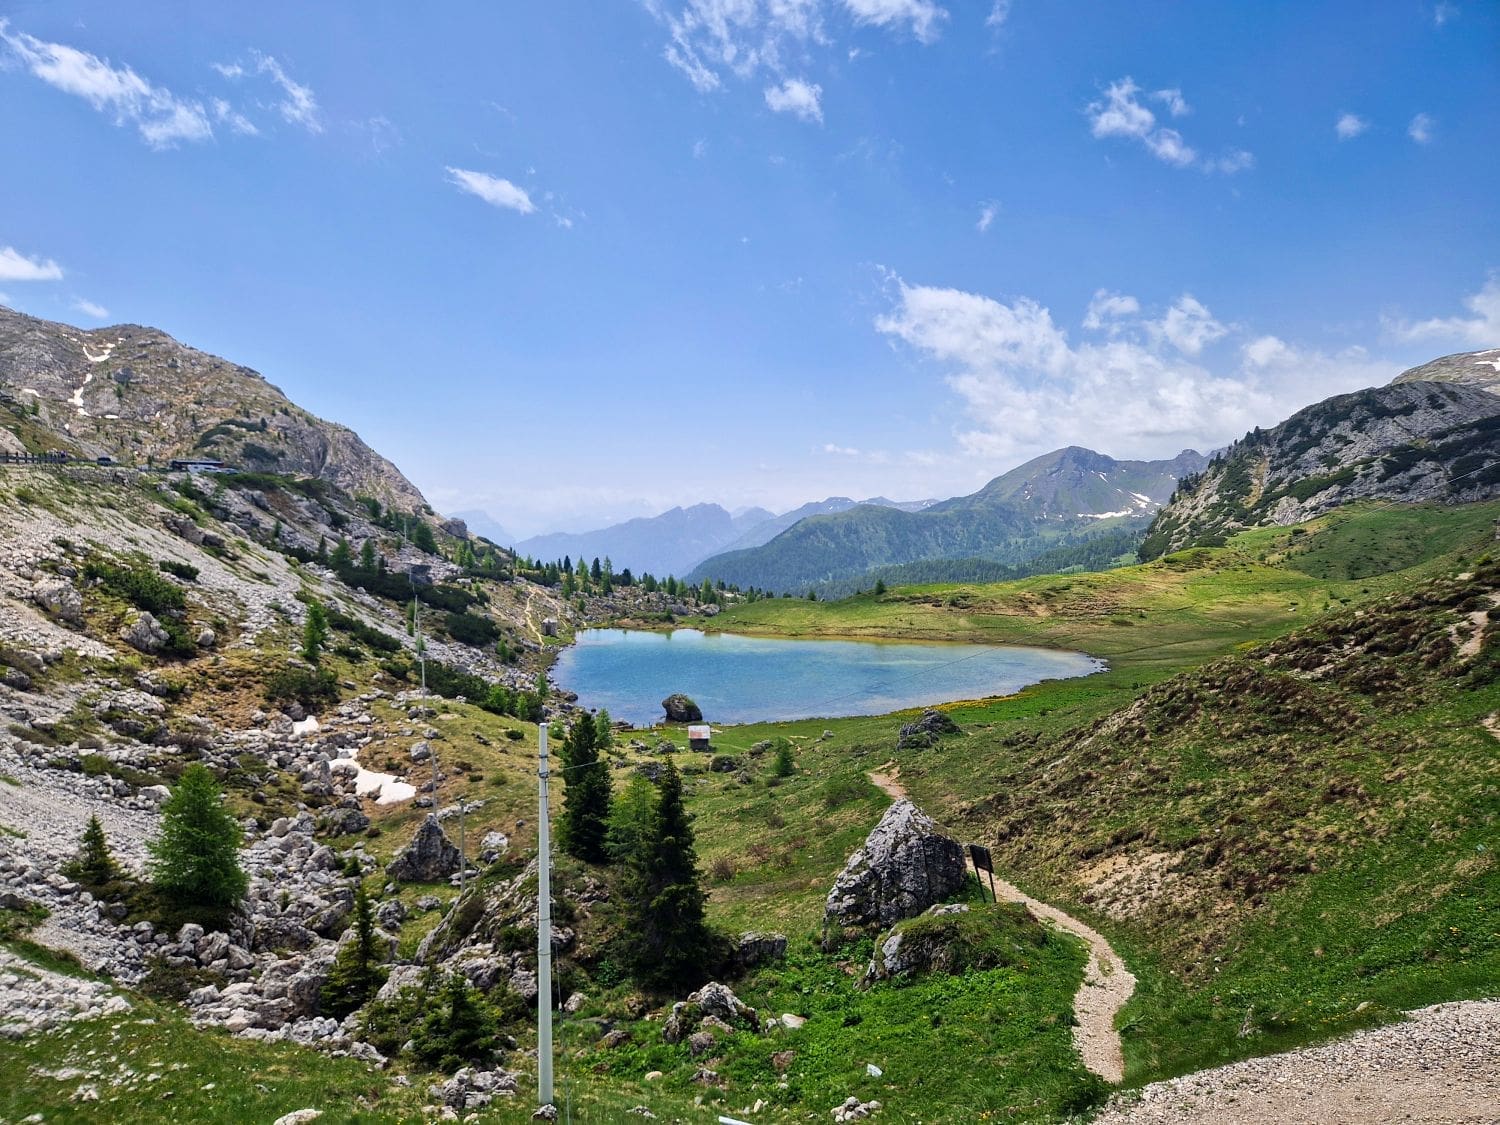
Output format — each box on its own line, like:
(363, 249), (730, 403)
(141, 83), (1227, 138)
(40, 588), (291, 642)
(687, 724), (711, 751)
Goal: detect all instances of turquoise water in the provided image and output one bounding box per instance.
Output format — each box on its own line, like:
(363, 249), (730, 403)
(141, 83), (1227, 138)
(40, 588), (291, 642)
(550, 628), (1104, 726)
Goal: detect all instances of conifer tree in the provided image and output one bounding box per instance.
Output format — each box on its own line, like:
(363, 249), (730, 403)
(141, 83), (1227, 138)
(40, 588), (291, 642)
(558, 716), (611, 863)
(359, 538), (377, 570)
(623, 760), (714, 991)
(302, 599), (329, 664)
(410, 971), (500, 1070)
(321, 882), (388, 1017)
(147, 764), (247, 909)
(64, 814), (119, 886)
(330, 536), (353, 568)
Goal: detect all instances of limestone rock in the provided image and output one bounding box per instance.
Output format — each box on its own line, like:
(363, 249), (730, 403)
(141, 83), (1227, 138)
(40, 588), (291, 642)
(661, 693), (703, 723)
(386, 815), (462, 882)
(120, 611), (170, 654)
(824, 799), (967, 932)
(734, 931), (788, 970)
(895, 709), (960, 751)
(30, 577), (83, 624)
(663, 981), (758, 1043)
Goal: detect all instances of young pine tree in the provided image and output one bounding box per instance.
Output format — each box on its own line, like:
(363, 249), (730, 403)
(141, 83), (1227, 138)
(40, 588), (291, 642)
(558, 716), (611, 863)
(321, 882), (389, 1017)
(302, 599), (329, 664)
(147, 764), (247, 909)
(771, 739), (795, 778)
(359, 538), (377, 571)
(64, 814), (119, 886)
(623, 759), (714, 992)
(410, 971), (500, 1070)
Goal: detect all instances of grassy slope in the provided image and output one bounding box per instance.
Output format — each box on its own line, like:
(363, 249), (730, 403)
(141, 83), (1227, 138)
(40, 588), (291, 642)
(3, 500), (1496, 1123)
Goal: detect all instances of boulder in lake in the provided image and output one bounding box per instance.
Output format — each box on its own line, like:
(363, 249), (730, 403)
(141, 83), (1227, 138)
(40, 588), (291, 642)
(661, 693), (703, 723)
(824, 799), (967, 933)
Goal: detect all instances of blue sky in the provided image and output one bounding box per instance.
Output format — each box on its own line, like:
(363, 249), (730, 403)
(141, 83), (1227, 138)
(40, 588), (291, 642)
(1, 1), (1497, 536)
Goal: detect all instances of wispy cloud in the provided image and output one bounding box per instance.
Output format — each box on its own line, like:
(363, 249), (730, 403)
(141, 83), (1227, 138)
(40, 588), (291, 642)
(445, 167), (537, 215)
(72, 297), (109, 319)
(843, 0), (947, 43)
(1385, 276), (1500, 347)
(1434, 2), (1458, 27)
(214, 51), (322, 134)
(646, 0), (949, 109)
(1408, 112), (1435, 144)
(764, 77), (823, 123)
(823, 443), (862, 456)
(874, 274), (1385, 462)
(211, 97), (259, 136)
(1086, 77), (1251, 174)
(0, 18), (212, 148)
(0, 246), (64, 282)
(1335, 112), (1369, 140)
(976, 201), (999, 233)
(986, 1), (1011, 29)
(1082, 289), (1140, 331)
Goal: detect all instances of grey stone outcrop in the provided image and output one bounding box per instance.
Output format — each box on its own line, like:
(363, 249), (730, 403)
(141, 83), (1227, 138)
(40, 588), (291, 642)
(824, 799), (967, 932)
(386, 815), (462, 882)
(661, 693), (703, 723)
(896, 708), (960, 751)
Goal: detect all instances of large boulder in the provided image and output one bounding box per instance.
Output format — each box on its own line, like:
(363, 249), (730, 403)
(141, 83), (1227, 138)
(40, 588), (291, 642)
(661, 694), (703, 723)
(30, 577), (83, 624)
(662, 981), (758, 1043)
(386, 815), (462, 882)
(896, 709), (960, 751)
(824, 799), (967, 932)
(120, 611), (170, 654)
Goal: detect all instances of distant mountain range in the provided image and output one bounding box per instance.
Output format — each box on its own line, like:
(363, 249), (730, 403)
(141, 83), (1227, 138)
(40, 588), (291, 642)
(449, 509), (515, 546)
(1141, 350), (1500, 558)
(686, 446), (1207, 593)
(512, 497), (935, 579)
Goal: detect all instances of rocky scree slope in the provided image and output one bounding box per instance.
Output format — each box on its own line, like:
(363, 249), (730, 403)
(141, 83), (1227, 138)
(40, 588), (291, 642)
(0, 305), (427, 511)
(1142, 372), (1500, 558)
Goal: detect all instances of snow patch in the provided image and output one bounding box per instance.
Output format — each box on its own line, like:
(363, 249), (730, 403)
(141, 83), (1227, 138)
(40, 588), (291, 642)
(337, 748), (416, 806)
(1084, 510), (1134, 519)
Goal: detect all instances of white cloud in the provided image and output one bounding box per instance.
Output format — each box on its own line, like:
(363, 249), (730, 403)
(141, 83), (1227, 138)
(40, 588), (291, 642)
(764, 77), (823, 122)
(823, 443), (862, 456)
(253, 53), (321, 133)
(445, 167), (537, 214)
(842, 0), (947, 43)
(1082, 289), (1140, 330)
(211, 97), (259, 136)
(976, 201), (999, 233)
(1434, 2), (1458, 26)
(646, 0), (947, 99)
(72, 297), (109, 319)
(987, 1), (1011, 29)
(212, 61), (245, 80)
(874, 275), (1387, 463)
(1086, 77), (1250, 174)
(0, 19), (212, 148)
(1335, 112), (1369, 140)
(1408, 112), (1435, 144)
(1152, 87), (1189, 117)
(1152, 294), (1229, 356)
(1385, 276), (1500, 347)
(0, 246), (64, 282)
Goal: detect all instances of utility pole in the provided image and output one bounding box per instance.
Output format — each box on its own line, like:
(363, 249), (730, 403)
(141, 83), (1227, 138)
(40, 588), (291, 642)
(536, 722), (554, 1110)
(457, 795), (467, 897)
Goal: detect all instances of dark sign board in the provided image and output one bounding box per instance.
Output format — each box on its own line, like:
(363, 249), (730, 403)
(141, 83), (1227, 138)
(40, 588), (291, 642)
(968, 843), (993, 874)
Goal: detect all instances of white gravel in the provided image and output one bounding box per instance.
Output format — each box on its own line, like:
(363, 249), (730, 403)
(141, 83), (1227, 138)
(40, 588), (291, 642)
(1093, 999), (1500, 1124)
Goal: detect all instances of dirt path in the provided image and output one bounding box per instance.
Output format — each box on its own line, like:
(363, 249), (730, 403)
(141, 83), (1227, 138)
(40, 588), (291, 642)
(1092, 999), (1500, 1124)
(1484, 712), (1500, 742)
(987, 870), (1137, 1083)
(868, 762), (906, 800)
(867, 768), (1136, 1084)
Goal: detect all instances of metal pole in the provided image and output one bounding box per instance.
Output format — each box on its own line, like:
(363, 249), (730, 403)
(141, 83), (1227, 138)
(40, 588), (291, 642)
(536, 722), (554, 1109)
(457, 796), (467, 897)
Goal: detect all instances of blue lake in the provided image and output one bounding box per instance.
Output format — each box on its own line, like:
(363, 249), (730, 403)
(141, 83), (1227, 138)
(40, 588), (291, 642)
(550, 628), (1105, 727)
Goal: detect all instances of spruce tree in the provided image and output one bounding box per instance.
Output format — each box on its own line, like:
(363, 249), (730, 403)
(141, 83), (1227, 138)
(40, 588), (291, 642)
(623, 760), (714, 991)
(147, 764), (247, 909)
(410, 971), (500, 1070)
(359, 538), (377, 570)
(558, 716), (611, 863)
(772, 739), (795, 778)
(302, 599), (329, 664)
(64, 814), (119, 886)
(321, 882), (388, 1017)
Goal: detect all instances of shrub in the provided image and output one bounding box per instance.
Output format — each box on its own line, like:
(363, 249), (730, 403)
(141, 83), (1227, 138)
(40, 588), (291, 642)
(84, 558), (185, 616)
(264, 664), (340, 708)
(409, 972), (502, 1070)
(444, 611), (500, 648)
(158, 559), (200, 582)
